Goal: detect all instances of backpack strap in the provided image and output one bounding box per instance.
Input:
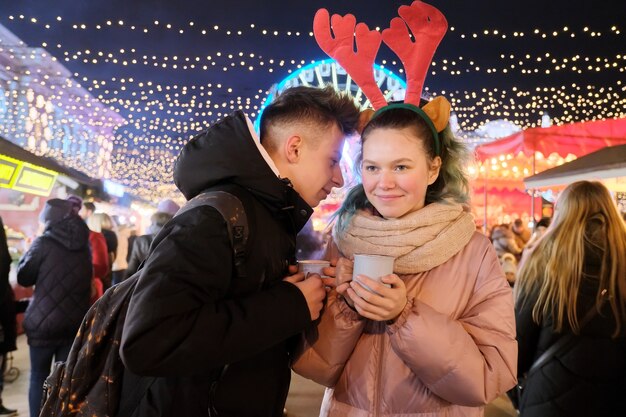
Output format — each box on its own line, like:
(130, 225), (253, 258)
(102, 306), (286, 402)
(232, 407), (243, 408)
(176, 190), (249, 279)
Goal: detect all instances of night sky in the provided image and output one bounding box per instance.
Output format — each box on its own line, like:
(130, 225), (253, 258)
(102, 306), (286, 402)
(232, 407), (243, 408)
(1, 0), (623, 197)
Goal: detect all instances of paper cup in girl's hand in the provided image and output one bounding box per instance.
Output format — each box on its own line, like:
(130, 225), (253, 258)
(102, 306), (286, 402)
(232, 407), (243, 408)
(298, 260), (330, 278)
(353, 254), (394, 290)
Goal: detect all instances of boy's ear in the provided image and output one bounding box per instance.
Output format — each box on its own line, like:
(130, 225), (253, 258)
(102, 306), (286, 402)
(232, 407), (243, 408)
(285, 135), (303, 163)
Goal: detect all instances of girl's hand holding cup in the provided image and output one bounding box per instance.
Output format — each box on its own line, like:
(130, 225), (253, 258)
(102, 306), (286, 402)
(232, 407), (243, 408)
(334, 257), (357, 308)
(347, 273), (407, 322)
(343, 254), (407, 321)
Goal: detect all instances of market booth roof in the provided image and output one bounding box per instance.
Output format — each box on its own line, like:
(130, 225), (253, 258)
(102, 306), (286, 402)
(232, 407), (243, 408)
(471, 117), (626, 192)
(475, 117), (626, 161)
(524, 144), (626, 191)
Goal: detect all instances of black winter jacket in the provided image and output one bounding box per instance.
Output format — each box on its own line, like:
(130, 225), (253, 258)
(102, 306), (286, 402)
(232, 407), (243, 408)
(124, 234), (153, 279)
(120, 111), (313, 417)
(0, 216), (17, 354)
(516, 230), (626, 417)
(17, 215), (92, 347)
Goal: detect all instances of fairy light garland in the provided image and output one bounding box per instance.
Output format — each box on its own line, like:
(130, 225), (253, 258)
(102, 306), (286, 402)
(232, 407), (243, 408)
(5, 14), (621, 40)
(0, 13), (623, 201)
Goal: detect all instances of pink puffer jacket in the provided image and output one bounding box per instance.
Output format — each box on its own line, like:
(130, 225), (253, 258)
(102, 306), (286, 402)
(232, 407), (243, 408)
(293, 232), (517, 417)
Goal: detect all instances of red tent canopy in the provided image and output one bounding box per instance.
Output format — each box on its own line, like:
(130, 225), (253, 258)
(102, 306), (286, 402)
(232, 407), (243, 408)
(470, 117), (626, 227)
(475, 117), (626, 161)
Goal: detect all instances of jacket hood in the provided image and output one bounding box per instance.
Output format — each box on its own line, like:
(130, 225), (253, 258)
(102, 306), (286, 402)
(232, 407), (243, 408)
(39, 198), (73, 225)
(173, 111), (312, 232)
(43, 214), (91, 251)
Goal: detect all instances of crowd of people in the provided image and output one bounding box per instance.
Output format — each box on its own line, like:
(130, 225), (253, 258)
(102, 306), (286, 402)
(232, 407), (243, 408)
(0, 194), (181, 417)
(488, 217), (551, 285)
(0, 83), (623, 417)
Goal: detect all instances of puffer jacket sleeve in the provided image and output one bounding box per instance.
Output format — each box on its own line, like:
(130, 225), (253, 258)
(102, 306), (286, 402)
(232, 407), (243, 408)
(388, 243), (517, 407)
(292, 290), (366, 387)
(17, 237), (44, 287)
(120, 206), (312, 377)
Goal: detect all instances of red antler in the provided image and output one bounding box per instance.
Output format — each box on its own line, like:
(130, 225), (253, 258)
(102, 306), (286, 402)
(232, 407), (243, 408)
(313, 9), (388, 110)
(382, 0), (447, 106)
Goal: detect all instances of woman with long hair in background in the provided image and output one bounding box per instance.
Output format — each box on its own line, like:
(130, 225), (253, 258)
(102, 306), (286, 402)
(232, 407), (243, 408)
(514, 181), (626, 416)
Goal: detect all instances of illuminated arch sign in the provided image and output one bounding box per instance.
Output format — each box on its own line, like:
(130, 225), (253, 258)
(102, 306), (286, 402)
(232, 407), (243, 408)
(253, 59), (406, 132)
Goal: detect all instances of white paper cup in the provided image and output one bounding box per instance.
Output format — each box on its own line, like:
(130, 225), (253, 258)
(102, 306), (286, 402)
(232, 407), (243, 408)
(298, 260), (330, 278)
(353, 254), (395, 291)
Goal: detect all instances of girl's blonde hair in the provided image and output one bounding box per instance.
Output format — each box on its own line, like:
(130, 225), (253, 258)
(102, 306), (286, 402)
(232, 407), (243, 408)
(515, 181), (626, 336)
(87, 212), (114, 233)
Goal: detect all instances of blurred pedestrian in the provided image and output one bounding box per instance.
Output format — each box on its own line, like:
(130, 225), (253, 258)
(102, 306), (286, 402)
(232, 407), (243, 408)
(501, 253), (518, 286)
(67, 196), (107, 302)
(512, 218), (530, 249)
(124, 205), (177, 279)
(524, 217), (550, 251)
(17, 199), (92, 417)
(491, 223), (523, 260)
(111, 219), (131, 286)
(0, 216), (17, 416)
(87, 212), (117, 291)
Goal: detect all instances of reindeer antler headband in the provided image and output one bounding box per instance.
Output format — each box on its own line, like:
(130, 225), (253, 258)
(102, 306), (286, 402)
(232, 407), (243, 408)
(313, 0), (450, 155)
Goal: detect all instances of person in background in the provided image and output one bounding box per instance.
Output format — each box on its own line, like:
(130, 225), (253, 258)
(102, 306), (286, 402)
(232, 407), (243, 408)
(79, 201), (95, 222)
(514, 181), (626, 416)
(126, 229), (137, 264)
(124, 199), (179, 279)
(155, 199), (180, 218)
(87, 212), (118, 291)
(0, 216), (18, 416)
(512, 218), (531, 249)
(523, 217), (550, 251)
(88, 212), (118, 262)
(501, 253), (518, 286)
(293, 101), (517, 416)
(17, 199), (92, 417)
(67, 196), (108, 301)
(491, 223), (523, 261)
(111, 217), (130, 286)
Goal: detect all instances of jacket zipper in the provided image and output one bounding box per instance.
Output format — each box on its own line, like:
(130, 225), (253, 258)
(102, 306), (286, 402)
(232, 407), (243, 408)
(373, 325), (385, 417)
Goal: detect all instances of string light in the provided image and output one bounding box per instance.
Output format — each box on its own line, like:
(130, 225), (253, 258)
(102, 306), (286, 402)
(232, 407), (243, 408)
(0, 14), (623, 201)
(5, 14), (621, 40)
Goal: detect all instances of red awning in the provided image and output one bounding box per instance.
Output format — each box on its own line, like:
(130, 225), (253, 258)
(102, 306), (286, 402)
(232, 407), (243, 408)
(475, 117), (626, 161)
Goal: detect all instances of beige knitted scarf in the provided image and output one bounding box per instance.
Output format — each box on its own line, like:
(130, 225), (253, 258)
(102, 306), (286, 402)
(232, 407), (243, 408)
(334, 202), (476, 274)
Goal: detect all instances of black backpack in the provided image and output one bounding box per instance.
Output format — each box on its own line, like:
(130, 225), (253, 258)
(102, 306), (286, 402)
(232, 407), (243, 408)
(39, 189), (250, 417)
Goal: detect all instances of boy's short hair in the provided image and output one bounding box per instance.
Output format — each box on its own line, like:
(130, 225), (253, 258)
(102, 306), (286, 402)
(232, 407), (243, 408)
(259, 86), (360, 152)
